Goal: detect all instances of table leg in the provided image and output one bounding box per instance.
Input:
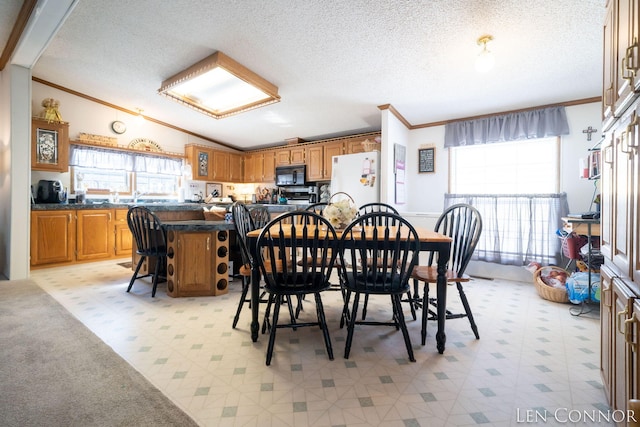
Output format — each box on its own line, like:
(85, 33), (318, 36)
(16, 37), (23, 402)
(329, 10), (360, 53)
(250, 238), (260, 342)
(436, 246), (449, 354)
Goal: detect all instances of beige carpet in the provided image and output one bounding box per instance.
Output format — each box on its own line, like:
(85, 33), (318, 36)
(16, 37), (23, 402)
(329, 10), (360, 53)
(0, 279), (199, 427)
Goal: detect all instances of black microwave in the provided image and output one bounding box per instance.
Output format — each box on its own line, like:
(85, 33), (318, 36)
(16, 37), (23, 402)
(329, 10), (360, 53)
(275, 165), (306, 186)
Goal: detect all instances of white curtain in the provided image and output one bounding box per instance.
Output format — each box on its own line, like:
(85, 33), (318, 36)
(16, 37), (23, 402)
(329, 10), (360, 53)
(444, 193), (569, 266)
(70, 146), (182, 175)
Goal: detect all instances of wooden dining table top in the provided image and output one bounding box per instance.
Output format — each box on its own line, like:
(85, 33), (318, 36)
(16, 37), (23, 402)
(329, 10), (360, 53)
(246, 224), (452, 243)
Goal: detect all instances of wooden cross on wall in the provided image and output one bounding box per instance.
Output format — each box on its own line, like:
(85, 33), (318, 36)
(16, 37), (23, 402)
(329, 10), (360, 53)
(583, 126), (597, 141)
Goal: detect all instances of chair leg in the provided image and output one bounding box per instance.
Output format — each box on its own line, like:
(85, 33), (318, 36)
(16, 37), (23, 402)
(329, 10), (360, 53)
(314, 293), (334, 360)
(266, 294), (281, 366)
(340, 289), (352, 329)
(127, 256), (146, 293)
(392, 294), (415, 362)
(456, 282), (479, 339)
(232, 276), (250, 329)
(344, 292), (360, 359)
(421, 282), (429, 346)
(151, 256), (162, 297)
(362, 294), (369, 320)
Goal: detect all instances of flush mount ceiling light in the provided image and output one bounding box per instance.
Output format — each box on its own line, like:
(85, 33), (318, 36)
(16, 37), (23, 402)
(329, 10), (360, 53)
(158, 51), (280, 119)
(475, 35), (495, 73)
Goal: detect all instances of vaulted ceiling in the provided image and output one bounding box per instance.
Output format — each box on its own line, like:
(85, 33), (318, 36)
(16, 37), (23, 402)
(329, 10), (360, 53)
(2, 0), (606, 150)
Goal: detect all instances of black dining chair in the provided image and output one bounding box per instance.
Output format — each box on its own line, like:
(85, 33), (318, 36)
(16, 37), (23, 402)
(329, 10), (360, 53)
(339, 212), (420, 362)
(126, 206), (167, 297)
(230, 202), (284, 329)
(409, 203), (483, 343)
(256, 210), (339, 366)
(305, 202), (328, 215)
(358, 202), (399, 218)
(357, 203), (401, 320)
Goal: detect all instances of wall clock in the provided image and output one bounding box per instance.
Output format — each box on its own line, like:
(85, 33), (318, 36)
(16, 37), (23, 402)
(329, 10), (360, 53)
(111, 120), (127, 134)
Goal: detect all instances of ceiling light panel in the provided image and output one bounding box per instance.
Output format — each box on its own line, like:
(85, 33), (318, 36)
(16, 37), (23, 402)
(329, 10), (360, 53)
(158, 51), (280, 119)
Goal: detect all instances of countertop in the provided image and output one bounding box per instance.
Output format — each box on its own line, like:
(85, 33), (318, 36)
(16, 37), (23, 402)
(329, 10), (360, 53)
(31, 202), (305, 212)
(161, 220), (236, 231)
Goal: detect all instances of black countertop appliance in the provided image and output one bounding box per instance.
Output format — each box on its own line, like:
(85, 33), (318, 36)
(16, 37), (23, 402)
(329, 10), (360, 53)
(275, 165), (306, 186)
(36, 179), (67, 203)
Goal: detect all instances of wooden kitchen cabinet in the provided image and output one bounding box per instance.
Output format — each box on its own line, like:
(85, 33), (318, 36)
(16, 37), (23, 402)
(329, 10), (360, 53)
(30, 210), (76, 266)
(114, 208), (132, 256)
(76, 209), (114, 261)
(601, 267), (614, 404)
(165, 229), (229, 297)
(244, 152), (264, 182)
(306, 141), (343, 181)
(228, 152), (243, 182)
(323, 141), (344, 179)
(211, 150), (229, 181)
(262, 150), (276, 182)
(275, 148), (292, 166)
(185, 145), (212, 181)
(306, 144), (323, 181)
(289, 146), (305, 164)
(601, 2), (640, 416)
(602, 0), (640, 129)
(31, 118), (70, 172)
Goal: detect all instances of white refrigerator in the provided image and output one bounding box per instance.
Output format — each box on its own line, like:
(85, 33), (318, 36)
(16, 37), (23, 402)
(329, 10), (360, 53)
(330, 151), (380, 207)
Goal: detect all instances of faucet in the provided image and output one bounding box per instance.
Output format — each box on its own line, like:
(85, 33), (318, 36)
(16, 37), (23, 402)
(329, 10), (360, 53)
(133, 190), (146, 203)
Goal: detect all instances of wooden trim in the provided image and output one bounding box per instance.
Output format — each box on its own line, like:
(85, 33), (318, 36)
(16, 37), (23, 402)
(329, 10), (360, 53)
(380, 97), (601, 131)
(0, 0), (38, 71)
(378, 104), (413, 129)
(31, 77), (239, 151)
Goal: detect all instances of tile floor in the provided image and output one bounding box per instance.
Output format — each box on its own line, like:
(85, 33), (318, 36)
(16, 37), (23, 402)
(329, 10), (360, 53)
(30, 260), (612, 427)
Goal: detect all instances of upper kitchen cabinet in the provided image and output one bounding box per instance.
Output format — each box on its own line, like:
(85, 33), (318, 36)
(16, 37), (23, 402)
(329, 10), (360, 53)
(263, 150), (276, 182)
(603, 0), (640, 128)
(289, 146), (306, 164)
(211, 150), (229, 181)
(306, 141), (344, 181)
(31, 118), (69, 172)
(228, 152), (243, 182)
(185, 145), (212, 181)
(244, 152), (264, 182)
(186, 144), (243, 182)
(275, 148), (290, 166)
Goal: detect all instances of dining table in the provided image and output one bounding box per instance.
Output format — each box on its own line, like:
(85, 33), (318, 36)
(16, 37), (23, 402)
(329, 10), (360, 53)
(246, 224), (453, 354)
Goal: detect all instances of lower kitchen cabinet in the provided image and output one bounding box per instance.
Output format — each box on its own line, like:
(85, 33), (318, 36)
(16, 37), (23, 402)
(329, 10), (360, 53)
(76, 209), (115, 261)
(31, 208), (131, 268)
(114, 209), (133, 256)
(30, 210), (76, 266)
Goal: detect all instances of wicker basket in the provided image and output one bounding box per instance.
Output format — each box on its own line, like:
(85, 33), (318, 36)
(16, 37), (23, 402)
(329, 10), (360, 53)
(361, 138), (381, 152)
(533, 266), (570, 303)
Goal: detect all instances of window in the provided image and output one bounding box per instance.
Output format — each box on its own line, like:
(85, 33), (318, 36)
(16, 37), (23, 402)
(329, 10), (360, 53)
(69, 145), (183, 199)
(450, 137), (559, 194)
(447, 137), (567, 266)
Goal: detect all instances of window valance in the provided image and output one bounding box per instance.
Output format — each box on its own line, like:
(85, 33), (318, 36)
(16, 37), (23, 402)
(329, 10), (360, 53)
(70, 145), (183, 175)
(444, 106), (570, 148)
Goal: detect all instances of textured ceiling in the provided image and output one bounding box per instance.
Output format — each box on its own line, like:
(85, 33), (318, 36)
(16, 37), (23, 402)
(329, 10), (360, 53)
(3, 0), (606, 150)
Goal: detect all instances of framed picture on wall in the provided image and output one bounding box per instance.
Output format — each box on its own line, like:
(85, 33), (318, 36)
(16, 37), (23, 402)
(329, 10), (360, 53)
(31, 118), (69, 172)
(418, 147), (435, 173)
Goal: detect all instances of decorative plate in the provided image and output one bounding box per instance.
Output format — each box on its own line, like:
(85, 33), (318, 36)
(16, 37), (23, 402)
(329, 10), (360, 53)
(128, 138), (163, 152)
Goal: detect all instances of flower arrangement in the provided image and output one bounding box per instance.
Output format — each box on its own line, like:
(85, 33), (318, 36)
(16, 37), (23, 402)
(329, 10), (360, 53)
(323, 194), (357, 229)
